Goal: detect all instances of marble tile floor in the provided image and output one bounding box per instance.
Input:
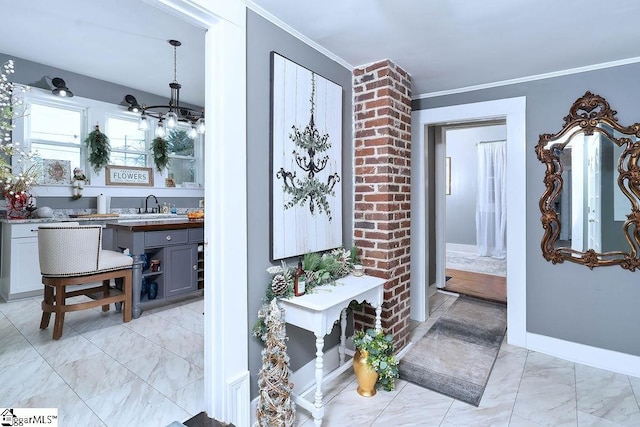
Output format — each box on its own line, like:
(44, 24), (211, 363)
(2, 292), (640, 426)
(295, 292), (640, 426)
(0, 295), (205, 427)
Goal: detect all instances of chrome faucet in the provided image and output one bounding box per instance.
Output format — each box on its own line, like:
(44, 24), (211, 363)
(145, 194), (159, 213)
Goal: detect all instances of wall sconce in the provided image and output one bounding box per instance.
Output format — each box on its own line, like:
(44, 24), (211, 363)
(124, 94), (141, 113)
(51, 77), (73, 97)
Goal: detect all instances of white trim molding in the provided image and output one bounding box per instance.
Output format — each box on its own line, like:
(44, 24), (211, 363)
(144, 1), (250, 426)
(410, 97), (527, 349)
(527, 333), (640, 378)
(414, 56), (640, 100)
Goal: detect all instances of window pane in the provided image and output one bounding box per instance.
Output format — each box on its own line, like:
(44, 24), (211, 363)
(29, 104), (82, 144)
(31, 143), (80, 166)
(110, 151), (146, 167)
(167, 128), (194, 156)
(168, 158), (196, 185)
(107, 117), (146, 151)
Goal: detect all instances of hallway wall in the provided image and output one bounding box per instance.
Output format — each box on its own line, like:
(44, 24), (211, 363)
(445, 125), (506, 247)
(414, 62), (640, 358)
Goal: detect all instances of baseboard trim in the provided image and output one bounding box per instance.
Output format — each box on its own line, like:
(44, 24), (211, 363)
(526, 332), (640, 378)
(446, 243), (477, 254)
(226, 371), (250, 427)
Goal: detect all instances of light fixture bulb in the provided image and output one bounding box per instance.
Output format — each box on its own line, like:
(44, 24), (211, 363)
(166, 111), (178, 128)
(196, 118), (205, 134)
(138, 115), (148, 131)
(155, 121), (166, 138)
(188, 125), (198, 139)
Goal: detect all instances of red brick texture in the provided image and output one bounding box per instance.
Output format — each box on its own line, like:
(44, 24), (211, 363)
(352, 60), (412, 351)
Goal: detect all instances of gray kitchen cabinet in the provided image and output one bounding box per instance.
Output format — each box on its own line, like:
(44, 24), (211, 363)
(107, 219), (204, 318)
(164, 244), (197, 297)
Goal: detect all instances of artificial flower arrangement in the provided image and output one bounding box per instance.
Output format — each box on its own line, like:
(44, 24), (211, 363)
(252, 246), (358, 342)
(353, 328), (399, 391)
(0, 59), (41, 215)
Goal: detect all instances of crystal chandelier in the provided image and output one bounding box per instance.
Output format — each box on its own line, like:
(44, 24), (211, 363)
(125, 39), (204, 138)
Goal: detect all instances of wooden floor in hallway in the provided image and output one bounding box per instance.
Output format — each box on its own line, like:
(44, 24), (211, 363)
(444, 268), (507, 304)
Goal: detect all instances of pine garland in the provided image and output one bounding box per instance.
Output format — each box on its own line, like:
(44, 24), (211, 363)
(84, 124), (110, 173)
(252, 247), (359, 342)
(152, 137), (170, 172)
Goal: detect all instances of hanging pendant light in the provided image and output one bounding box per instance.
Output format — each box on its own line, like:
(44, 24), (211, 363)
(155, 119), (166, 138)
(124, 40), (204, 135)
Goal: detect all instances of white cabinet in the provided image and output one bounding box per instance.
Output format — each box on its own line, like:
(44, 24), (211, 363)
(0, 223), (42, 301)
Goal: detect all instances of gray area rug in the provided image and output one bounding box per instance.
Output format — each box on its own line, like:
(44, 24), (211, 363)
(399, 296), (507, 406)
(446, 251), (506, 277)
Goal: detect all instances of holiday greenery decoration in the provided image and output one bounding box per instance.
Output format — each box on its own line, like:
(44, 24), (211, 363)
(152, 136), (170, 172)
(255, 298), (296, 426)
(353, 328), (400, 392)
(276, 73), (340, 221)
(84, 124), (110, 173)
(252, 246), (358, 342)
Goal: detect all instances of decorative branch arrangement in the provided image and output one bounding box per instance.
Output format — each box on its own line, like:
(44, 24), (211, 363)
(255, 299), (296, 426)
(277, 74), (340, 221)
(152, 137), (170, 172)
(84, 124), (110, 173)
(252, 247), (358, 342)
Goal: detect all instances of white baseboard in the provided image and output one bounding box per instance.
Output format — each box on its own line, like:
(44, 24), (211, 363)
(446, 243), (477, 254)
(526, 332), (640, 378)
(227, 371), (250, 427)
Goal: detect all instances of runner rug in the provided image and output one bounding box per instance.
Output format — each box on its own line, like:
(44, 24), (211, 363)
(398, 295), (507, 406)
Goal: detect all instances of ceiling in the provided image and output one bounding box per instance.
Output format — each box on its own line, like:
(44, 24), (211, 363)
(0, 0), (205, 105)
(249, 0), (640, 97)
(3, 1), (640, 104)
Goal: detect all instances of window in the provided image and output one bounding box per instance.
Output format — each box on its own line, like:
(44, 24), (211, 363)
(106, 116), (147, 167)
(166, 126), (201, 186)
(26, 101), (84, 181)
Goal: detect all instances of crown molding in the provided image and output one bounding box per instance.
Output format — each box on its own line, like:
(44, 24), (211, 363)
(244, 0), (353, 71)
(414, 56), (640, 100)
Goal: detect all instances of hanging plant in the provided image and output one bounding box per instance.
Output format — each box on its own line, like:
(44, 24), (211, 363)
(152, 137), (170, 172)
(84, 124), (110, 173)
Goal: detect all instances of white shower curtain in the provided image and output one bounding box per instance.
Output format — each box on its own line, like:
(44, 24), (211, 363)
(476, 140), (507, 258)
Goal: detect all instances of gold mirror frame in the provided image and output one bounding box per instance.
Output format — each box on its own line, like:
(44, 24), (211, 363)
(535, 91), (640, 270)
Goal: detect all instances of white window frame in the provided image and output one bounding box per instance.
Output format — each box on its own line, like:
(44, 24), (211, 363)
(105, 112), (149, 168)
(165, 123), (204, 187)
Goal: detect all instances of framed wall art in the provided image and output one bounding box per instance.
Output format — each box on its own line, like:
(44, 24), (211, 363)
(270, 52), (343, 260)
(43, 159), (71, 185)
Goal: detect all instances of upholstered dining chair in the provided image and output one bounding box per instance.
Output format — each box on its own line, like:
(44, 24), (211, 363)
(37, 223), (133, 339)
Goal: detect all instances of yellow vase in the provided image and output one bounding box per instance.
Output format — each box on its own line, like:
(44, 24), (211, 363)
(353, 349), (378, 397)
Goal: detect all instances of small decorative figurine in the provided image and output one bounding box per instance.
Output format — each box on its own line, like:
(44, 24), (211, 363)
(72, 167), (88, 199)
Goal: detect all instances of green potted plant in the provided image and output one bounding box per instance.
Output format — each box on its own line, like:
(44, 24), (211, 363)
(352, 328), (399, 395)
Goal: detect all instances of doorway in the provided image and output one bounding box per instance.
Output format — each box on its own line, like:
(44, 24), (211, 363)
(441, 122), (507, 303)
(409, 96), (527, 348)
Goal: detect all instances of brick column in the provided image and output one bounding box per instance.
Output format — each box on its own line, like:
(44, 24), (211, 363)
(352, 60), (412, 351)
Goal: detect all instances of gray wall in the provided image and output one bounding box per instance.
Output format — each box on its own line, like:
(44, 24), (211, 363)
(414, 63), (640, 357)
(445, 125), (506, 246)
(247, 10), (354, 397)
(0, 53), (201, 111)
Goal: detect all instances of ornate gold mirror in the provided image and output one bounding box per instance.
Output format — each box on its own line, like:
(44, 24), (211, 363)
(535, 91), (640, 270)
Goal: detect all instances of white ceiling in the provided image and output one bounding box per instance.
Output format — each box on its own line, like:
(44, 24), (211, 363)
(249, 0), (640, 97)
(3, 0), (640, 103)
(0, 0), (205, 105)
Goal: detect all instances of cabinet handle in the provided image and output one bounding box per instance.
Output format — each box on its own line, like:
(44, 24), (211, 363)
(166, 235), (172, 241)
(193, 265), (197, 271)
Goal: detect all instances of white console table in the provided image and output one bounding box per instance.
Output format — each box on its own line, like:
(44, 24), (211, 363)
(279, 274), (385, 426)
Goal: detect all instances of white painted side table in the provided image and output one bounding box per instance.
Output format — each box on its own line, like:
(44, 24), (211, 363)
(279, 274), (385, 426)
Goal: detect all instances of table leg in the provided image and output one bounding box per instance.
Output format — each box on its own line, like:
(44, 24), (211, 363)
(375, 304), (382, 333)
(131, 254), (143, 319)
(313, 336), (325, 426)
(339, 308), (347, 366)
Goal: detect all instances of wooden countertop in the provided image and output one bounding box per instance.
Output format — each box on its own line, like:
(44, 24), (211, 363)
(105, 218), (204, 231)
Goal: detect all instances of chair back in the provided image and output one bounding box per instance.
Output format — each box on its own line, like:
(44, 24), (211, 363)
(38, 224), (102, 277)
